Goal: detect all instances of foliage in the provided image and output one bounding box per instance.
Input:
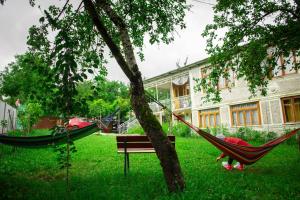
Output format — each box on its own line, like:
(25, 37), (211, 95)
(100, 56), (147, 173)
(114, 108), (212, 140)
(0, 120), (8, 129)
(197, 0), (300, 102)
(208, 125), (230, 136)
(0, 53), (53, 111)
(127, 124), (145, 135)
(94, 78), (129, 103)
(27, 4), (107, 115)
(88, 99), (112, 117)
(284, 128), (299, 145)
(73, 81), (94, 116)
(18, 102), (43, 134)
(0, 135), (299, 199)
(233, 127), (279, 142)
(171, 122), (191, 137)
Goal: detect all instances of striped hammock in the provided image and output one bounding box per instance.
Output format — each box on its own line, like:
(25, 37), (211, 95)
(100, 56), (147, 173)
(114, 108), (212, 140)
(146, 93), (300, 165)
(173, 113), (299, 165)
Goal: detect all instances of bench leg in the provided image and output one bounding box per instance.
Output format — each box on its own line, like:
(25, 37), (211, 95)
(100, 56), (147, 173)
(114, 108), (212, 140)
(127, 153), (129, 172)
(124, 152), (127, 176)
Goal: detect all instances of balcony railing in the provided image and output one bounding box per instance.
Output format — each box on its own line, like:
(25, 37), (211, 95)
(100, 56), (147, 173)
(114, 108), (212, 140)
(149, 99), (172, 113)
(148, 96), (191, 112)
(172, 95), (191, 110)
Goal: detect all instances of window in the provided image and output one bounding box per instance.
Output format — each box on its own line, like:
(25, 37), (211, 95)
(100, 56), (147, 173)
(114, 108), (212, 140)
(173, 84), (190, 97)
(230, 102), (261, 126)
(282, 96), (300, 123)
(273, 53), (297, 77)
(201, 67), (234, 90)
(199, 108), (220, 128)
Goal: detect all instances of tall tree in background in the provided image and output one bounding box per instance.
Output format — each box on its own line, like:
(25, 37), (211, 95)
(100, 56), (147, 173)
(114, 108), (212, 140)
(0, 53), (53, 110)
(197, 0), (300, 102)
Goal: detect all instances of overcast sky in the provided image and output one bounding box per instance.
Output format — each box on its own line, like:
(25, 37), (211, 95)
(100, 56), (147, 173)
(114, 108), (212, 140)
(0, 0), (216, 83)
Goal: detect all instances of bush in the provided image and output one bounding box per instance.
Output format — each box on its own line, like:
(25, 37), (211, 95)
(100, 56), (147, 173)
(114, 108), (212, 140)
(127, 124), (145, 135)
(171, 122), (191, 137)
(265, 131), (278, 142)
(18, 102), (43, 134)
(284, 128), (299, 145)
(7, 130), (23, 136)
(207, 125), (230, 136)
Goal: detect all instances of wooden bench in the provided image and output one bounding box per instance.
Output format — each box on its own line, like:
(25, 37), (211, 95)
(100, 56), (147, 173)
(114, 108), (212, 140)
(116, 135), (175, 175)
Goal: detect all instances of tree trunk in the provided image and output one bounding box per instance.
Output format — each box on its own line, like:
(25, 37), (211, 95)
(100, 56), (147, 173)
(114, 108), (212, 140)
(83, 0), (185, 192)
(130, 77), (185, 192)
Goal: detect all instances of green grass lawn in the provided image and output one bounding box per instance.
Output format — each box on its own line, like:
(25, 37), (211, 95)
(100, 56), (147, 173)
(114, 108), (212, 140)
(0, 134), (299, 200)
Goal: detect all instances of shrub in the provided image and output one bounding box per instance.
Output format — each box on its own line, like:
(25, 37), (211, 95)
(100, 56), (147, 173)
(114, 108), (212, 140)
(284, 128), (299, 145)
(208, 125), (231, 136)
(171, 122), (191, 137)
(18, 102), (43, 134)
(127, 124), (145, 135)
(265, 131), (278, 142)
(7, 130), (23, 136)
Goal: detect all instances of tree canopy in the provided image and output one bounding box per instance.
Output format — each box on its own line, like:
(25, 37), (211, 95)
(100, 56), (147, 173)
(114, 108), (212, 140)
(197, 0), (300, 102)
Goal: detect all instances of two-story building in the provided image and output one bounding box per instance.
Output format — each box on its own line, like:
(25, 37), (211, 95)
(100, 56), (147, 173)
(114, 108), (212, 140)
(144, 55), (300, 133)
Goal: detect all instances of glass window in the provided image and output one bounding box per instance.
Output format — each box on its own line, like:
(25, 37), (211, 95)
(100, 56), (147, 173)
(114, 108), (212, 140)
(282, 96), (300, 123)
(231, 102), (261, 126)
(199, 108), (220, 128)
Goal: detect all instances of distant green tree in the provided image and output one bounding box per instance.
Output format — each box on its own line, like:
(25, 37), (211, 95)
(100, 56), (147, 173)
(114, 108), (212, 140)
(0, 53), (52, 110)
(73, 81), (94, 116)
(94, 77), (129, 102)
(112, 97), (131, 120)
(88, 99), (112, 117)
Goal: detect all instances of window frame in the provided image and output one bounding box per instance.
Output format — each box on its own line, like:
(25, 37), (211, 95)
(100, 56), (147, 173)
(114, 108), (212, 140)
(281, 95), (300, 123)
(198, 108), (220, 128)
(200, 67), (234, 90)
(272, 53), (298, 77)
(230, 102), (261, 127)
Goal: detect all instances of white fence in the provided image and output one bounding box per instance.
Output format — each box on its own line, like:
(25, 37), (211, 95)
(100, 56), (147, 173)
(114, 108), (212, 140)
(0, 100), (17, 134)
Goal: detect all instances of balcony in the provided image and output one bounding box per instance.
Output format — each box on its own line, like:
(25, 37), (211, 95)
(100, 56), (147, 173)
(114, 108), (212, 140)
(172, 95), (191, 110)
(149, 99), (172, 113)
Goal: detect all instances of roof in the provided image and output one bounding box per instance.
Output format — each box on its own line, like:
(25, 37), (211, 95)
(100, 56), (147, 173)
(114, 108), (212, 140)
(143, 57), (209, 84)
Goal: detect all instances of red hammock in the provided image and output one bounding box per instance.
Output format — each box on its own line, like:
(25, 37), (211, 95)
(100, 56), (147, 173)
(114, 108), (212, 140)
(146, 93), (300, 165)
(173, 113), (300, 165)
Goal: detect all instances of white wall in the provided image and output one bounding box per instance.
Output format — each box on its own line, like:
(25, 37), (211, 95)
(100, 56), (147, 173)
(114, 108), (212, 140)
(0, 100), (17, 134)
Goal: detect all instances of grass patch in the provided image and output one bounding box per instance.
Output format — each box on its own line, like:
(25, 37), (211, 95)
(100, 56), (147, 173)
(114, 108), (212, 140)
(0, 134), (299, 199)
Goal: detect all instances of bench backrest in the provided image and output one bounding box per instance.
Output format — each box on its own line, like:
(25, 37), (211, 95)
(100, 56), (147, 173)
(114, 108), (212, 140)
(116, 135), (175, 151)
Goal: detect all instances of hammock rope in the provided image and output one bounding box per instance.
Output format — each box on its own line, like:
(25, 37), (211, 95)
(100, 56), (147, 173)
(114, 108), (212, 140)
(146, 92), (300, 165)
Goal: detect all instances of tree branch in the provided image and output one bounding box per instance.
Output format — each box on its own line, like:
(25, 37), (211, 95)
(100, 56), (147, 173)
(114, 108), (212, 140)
(55, 0), (70, 21)
(83, 0), (135, 81)
(95, 0), (140, 77)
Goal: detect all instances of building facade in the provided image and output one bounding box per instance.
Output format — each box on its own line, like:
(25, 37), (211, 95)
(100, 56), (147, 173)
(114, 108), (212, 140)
(144, 56), (300, 133)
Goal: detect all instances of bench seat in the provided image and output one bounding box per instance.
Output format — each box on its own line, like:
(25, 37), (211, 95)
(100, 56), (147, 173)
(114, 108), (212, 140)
(116, 135), (175, 175)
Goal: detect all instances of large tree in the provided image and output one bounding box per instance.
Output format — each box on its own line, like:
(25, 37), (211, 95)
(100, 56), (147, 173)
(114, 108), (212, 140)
(0, 52), (54, 110)
(1, 0), (189, 191)
(198, 0), (300, 101)
(83, 0), (187, 192)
